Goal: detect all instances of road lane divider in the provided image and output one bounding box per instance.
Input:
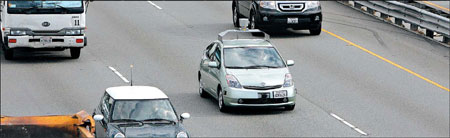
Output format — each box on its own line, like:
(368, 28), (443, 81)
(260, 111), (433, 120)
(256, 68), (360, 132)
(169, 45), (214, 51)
(322, 29), (450, 92)
(147, 1), (162, 10)
(330, 113), (368, 136)
(108, 66), (130, 83)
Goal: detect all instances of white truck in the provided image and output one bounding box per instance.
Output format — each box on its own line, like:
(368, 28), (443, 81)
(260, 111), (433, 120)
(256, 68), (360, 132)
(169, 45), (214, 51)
(1, 1), (90, 60)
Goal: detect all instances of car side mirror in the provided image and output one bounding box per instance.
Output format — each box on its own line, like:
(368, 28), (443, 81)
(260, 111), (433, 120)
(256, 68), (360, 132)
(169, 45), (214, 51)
(93, 115), (104, 121)
(286, 60), (294, 66)
(180, 113), (190, 120)
(208, 62), (219, 68)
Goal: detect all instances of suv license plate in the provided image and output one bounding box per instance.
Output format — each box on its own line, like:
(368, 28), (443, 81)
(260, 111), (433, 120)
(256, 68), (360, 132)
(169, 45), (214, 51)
(287, 18), (298, 24)
(40, 37), (52, 44)
(273, 91), (287, 98)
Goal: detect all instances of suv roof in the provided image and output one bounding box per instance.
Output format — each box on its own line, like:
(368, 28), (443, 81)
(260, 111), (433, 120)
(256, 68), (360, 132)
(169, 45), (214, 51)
(106, 86), (169, 100)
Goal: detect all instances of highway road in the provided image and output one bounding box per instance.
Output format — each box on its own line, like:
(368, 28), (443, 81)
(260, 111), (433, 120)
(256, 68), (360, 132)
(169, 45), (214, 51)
(418, 0), (450, 14)
(1, 1), (449, 137)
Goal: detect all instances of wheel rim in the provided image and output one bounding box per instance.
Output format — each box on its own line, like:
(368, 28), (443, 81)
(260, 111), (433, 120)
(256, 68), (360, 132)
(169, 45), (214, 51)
(233, 8), (237, 24)
(199, 78), (203, 95)
(218, 90), (223, 109)
(250, 15), (255, 29)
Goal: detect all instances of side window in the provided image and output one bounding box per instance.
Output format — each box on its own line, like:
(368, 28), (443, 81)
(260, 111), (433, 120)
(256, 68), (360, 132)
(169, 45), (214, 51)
(101, 94), (110, 117)
(208, 43), (218, 59)
(214, 48), (221, 63)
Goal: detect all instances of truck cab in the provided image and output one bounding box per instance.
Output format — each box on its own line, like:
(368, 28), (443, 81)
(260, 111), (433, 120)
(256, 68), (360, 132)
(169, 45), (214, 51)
(0, 1), (89, 60)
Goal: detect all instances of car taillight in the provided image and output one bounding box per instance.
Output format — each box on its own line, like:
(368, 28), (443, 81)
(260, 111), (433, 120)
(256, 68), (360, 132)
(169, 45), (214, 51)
(76, 39), (83, 43)
(8, 39), (17, 43)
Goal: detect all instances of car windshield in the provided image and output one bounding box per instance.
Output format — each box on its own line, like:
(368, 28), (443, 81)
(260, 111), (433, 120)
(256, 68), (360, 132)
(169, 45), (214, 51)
(224, 47), (285, 69)
(7, 1), (83, 14)
(111, 99), (178, 123)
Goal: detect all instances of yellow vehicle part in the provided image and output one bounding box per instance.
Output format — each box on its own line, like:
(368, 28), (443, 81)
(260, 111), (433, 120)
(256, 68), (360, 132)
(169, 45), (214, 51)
(1, 110), (95, 138)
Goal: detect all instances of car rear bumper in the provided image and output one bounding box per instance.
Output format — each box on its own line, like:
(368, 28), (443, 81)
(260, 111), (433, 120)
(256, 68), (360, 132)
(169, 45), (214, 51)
(223, 86), (296, 107)
(4, 35), (86, 49)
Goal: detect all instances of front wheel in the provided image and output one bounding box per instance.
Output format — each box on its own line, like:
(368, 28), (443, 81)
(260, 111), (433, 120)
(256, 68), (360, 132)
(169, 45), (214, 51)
(232, 5), (242, 27)
(199, 77), (207, 98)
(218, 89), (229, 112)
(4, 49), (14, 60)
(309, 24), (322, 35)
(70, 48), (81, 59)
(284, 104), (295, 111)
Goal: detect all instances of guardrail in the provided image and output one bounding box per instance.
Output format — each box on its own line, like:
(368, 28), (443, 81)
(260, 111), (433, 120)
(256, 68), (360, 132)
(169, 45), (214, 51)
(338, 1), (450, 44)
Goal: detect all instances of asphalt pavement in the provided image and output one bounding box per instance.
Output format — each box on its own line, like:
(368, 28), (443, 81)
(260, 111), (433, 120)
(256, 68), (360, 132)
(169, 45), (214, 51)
(1, 1), (449, 137)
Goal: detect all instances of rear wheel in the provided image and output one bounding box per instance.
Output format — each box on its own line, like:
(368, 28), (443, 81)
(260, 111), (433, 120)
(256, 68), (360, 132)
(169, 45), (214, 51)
(4, 49), (14, 60)
(70, 48), (81, 59)
(218, 89), (229, 112)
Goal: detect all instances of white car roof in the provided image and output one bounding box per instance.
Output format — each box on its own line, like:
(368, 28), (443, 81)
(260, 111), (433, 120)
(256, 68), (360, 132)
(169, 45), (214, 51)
(106, 86), (169, 100)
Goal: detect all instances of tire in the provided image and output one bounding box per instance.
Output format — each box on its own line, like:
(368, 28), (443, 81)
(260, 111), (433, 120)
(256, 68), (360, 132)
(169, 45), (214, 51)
(284, 104), (295, 111)
(4, 49), (14, 60)
(199, 77), (207, 98)
(232, 3), (242, 27)
(309, 24), (322, 35)
(218, 89), (229, 112)
(249, 11), (265, 36)
(70, 48), (81, 59)
(249, 11), (257, 30)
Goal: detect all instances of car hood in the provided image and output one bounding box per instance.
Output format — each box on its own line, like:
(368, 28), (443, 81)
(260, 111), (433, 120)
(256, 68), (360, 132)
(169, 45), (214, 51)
(111, 123), (183, 138)
(226, 68), (289, 86)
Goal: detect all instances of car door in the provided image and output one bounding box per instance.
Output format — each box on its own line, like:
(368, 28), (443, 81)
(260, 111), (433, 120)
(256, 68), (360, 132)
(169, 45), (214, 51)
(201, 42), (217, 94)
(238, 0), (252, 17)
(95, 93), (113, 138)
(209, 45), (223, 97)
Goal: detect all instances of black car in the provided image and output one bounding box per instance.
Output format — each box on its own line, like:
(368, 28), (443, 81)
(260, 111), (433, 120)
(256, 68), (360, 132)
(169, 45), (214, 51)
(93, 86), (190, 138)
(232, 1), (322, 35)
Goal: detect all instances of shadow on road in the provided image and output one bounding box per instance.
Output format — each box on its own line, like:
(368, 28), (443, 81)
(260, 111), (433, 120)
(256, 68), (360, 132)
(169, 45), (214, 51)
(0, 50), (76, 64)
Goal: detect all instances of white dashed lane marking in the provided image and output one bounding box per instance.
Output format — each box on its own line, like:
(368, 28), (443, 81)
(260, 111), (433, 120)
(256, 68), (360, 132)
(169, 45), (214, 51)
(147, 1), (162, 10)
(330, 113), (368, 136)
(108, 66), (130, 83)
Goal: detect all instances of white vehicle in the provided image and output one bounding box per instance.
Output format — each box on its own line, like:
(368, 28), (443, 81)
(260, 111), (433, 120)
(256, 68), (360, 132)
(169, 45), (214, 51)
(0, 1), (90, 59)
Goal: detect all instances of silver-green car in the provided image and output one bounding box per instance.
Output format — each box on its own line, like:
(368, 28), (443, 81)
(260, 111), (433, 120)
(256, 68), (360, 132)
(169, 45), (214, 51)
(197, 29), (296, 112)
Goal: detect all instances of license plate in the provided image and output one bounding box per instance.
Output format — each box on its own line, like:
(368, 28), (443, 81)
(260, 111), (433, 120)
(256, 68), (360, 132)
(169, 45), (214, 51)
(273, 91), (287, 98)
(40, 37), (52, 44)
(287, 18), (298, 24)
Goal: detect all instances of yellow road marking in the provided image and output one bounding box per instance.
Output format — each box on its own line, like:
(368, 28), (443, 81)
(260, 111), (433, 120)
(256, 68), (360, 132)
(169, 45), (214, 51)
(423, 1), (450, 12)
(322, 29), (450, 92)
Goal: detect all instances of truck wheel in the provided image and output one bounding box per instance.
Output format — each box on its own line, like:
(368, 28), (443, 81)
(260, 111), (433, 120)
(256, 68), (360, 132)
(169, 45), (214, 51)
(4, 49), (14, 60)
(232, 4), (242, 27)
(70, 48), (81, 59)
(309, 24), (322, 35)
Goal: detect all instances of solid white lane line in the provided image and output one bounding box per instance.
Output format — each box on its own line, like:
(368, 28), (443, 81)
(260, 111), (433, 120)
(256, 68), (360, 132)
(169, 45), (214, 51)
(108, 66), (130, 83)
(147, 1), (162, 10)
(330, 113), (368, 136)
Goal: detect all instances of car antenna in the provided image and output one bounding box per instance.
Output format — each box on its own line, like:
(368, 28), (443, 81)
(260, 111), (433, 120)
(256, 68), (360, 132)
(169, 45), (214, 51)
(130, 64), (134, 86)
